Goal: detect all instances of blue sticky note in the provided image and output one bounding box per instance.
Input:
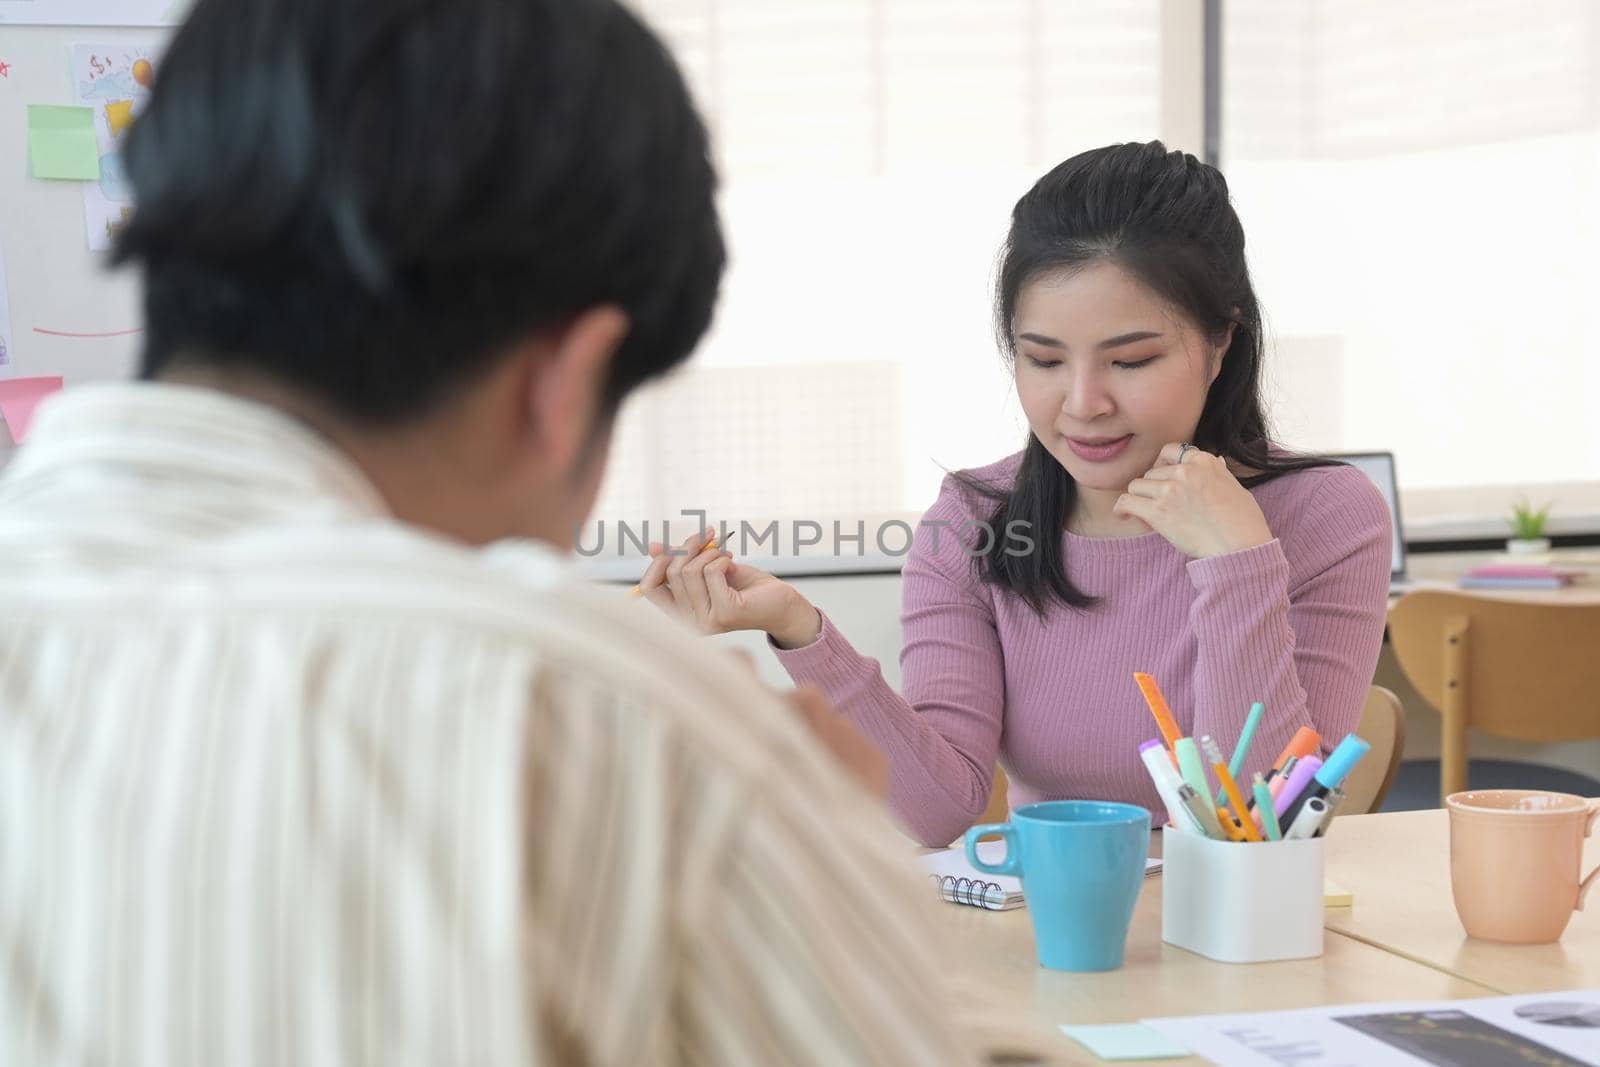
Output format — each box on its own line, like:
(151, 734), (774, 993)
(1059, 1023), (1190, 1061)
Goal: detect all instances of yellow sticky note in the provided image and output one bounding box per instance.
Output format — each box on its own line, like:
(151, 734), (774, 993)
(27, 105), (100, 181)
(1324, 880), (1354, 908)
(104, 99), (135, 138)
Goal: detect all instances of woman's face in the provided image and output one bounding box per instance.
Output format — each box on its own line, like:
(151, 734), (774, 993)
(1012, 260), (1227, 498)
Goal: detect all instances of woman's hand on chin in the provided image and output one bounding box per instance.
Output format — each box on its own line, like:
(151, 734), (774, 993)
(1110, 442), (1273, 559)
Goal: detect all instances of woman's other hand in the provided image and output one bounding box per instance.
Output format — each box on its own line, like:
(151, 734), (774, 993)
(637, 526), (822, 647)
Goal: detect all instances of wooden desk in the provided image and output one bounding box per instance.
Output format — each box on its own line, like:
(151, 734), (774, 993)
(1323, 806), (1600, 994)
(1392, 550), (1600, 605)
(934, 855), (1499, 1065)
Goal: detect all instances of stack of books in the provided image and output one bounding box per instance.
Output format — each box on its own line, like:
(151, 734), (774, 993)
(1458, 564), (1587, 590)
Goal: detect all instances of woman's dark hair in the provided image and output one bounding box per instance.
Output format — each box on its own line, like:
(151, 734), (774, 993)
(113, 0), (724, 425)
(954, 140), (1333, 617)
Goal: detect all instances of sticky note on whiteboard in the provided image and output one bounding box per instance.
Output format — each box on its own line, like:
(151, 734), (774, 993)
(27, 105), (101, 181)
(0, 376), (65, 444)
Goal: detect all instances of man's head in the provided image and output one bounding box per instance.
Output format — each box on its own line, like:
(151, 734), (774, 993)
(114, 0), (724, 546)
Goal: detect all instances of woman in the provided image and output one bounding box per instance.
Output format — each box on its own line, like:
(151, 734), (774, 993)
(638, 141), (1392, 846)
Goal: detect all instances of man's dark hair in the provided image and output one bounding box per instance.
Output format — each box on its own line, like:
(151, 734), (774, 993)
(113, 0), (725, 424)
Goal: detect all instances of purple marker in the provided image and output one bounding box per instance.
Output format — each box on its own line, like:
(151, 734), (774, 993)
(1273, 755), (1323, 820)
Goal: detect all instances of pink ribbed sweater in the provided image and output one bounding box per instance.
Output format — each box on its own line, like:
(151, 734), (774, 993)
(772, 452), (1393, 847)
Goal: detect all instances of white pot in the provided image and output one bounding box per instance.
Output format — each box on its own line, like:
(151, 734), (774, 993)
(1506, 537), (1551, 555)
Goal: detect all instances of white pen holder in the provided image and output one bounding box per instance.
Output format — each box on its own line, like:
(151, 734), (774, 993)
(1161, 827), (1324, 963)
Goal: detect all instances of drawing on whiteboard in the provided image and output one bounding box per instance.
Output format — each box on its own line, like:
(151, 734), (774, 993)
(104, 98), (134, 137)
(32, 327), (143, 339)
(71, 44), (161, 251)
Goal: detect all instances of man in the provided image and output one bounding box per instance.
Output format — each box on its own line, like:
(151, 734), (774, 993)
(0, 1), (1040, 1064)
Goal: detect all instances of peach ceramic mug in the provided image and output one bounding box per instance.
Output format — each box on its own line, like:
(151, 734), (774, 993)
(1446, 789), (1600, 944)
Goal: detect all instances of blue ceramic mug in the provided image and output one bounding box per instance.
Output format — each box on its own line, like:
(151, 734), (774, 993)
(965, 799), (1150, 971)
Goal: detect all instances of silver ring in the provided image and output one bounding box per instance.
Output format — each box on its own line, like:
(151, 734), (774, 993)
(1177, 443), (1194, 464)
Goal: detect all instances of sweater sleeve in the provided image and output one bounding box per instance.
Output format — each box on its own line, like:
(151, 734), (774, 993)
(1184, 465), (1392, 786)
(769, 480), (1006, 847)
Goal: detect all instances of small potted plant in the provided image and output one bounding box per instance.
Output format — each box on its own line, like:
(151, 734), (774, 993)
(1507, 498), (1553, 555)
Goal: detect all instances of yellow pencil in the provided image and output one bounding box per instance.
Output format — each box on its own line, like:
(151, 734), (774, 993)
(1203, 735), (1261, 842)
(629, 536), (720, 597)
(1133, 673), (1183, 753)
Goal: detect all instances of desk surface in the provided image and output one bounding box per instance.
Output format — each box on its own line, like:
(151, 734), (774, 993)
(1394, 550), (1600, 604)
(934, 855), (1498, 1064)
(1323, 806), (1599, 995)
(934, 807), (1596, 1064)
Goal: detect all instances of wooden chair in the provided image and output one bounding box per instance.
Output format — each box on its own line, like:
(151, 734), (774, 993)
(1339, 685), (1406, 815)
(1387, 590), (1600, 805)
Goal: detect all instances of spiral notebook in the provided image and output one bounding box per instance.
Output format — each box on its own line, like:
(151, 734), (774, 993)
(919, 841), (1162, 911)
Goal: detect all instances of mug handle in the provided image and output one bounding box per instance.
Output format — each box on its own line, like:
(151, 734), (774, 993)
(965, 822), (1021, 877)
(1579, 802), (1600, 912)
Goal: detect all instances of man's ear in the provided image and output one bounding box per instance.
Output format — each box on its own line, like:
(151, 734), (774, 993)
(526, 304), (630, 476)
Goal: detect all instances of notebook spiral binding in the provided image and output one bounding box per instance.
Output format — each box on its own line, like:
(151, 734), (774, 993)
(930, 873), (1002, 907)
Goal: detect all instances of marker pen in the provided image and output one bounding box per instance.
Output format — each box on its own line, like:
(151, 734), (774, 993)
(1249, 755), (1299, 813)
(1139, 739), (1205, 836)
(1174, 736), (1209, 796)
(1283, 796), (1329, 839)
(1271, 726), (1321, 771)
(1272, 756), (1323, 821)
(1174, 783), (1226, 840)
(1270, 755), (1300, 792)
(1312, 786), (1348, 838)
(1279, 735), (1371, 829)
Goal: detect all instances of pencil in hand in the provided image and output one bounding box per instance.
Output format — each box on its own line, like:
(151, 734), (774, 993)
(629, 535), (720, 597)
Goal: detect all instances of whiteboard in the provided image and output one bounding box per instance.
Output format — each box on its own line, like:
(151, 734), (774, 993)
(0, 22), (175, 456)
(0, 1), (193, 27)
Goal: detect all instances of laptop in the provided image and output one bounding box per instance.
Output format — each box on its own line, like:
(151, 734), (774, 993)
(1331, 451), (1408, 591)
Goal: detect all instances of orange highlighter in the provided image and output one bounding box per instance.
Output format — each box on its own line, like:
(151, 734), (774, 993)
(1248, 727), (1321, 822)
(1133, 673), (1183, 753)
(1271, 726), (1322, 772)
